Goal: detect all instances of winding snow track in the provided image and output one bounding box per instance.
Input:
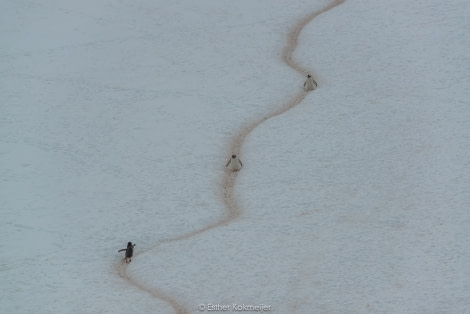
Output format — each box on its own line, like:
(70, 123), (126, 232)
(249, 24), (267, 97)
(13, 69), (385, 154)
(118, 1), (345, 313)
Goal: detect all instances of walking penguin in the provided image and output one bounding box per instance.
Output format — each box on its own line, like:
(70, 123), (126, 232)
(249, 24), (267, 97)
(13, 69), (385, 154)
(226, 154), (243, 172)
(118, 242), (136, 263)
(303, 74), (318, 91)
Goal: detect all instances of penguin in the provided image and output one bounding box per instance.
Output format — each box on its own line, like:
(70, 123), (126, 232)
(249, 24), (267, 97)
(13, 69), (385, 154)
(226, 154), (243, 171)
(118, 242), (136, 263)
(303, 74), (318, 91)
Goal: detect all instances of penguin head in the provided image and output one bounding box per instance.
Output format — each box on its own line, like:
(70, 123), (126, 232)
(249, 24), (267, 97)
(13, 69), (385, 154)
(232, 154), (237, 159)
(127, 242), (132, 246)
(307, 74), (311, 78)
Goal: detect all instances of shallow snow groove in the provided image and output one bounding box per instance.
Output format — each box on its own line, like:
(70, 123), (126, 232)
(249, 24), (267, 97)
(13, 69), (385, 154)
(117, 1), (345, 313)
(116, 262), (188, 314)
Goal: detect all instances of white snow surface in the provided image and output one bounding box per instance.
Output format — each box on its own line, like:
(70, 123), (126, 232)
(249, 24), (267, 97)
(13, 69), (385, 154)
(1, 0), (469, 313)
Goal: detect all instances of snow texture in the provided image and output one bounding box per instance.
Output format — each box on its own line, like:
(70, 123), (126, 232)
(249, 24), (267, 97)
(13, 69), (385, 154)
(1, 0), (469, 313)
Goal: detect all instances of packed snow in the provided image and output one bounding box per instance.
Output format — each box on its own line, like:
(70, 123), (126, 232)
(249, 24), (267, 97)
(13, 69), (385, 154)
(1, 0), (469, 313)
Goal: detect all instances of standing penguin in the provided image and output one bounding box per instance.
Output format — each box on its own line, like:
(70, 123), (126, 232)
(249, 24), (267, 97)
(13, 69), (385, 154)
(304, 74), (318, 91)
(118, 242), (136, 263)
(226, 154), (243, 172)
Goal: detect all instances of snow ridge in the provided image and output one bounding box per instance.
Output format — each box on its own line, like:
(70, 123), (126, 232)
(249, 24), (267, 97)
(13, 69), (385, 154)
(117, 1), (345, 313)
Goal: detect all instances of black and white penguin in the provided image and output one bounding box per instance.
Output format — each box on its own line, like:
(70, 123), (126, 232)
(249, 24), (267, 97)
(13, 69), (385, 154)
(226, 154), (243, 171)
(304, 74), (318, 91)
(118, 242), (136, 263)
